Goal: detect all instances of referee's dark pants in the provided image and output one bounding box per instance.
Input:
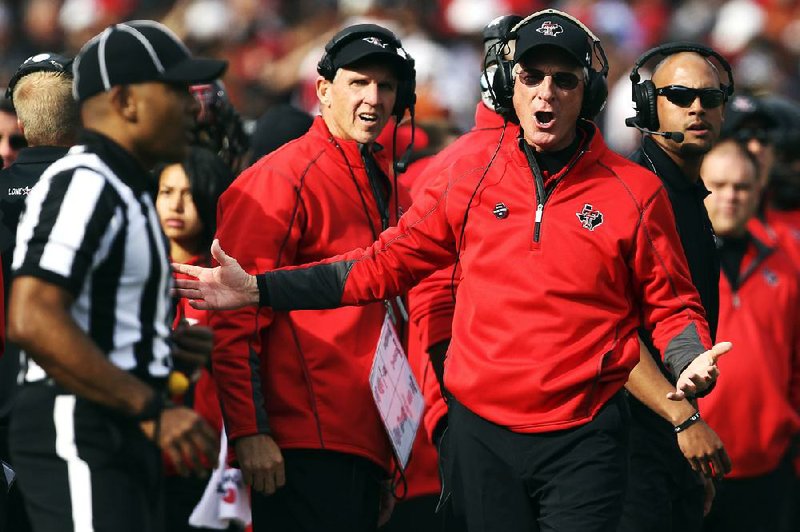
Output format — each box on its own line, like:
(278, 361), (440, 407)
(9, 383), (164, 532)
(618, 397), (705, 532)
(447, 392), (630, 532)
(250, 448), (385, 532)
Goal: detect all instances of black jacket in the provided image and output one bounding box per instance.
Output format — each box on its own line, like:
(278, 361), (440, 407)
(0, 145), (68, 418)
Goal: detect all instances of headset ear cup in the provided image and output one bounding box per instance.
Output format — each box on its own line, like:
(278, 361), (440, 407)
(491, 59), (515, 115)
(393, 78), (416, 120)
(640, 79), (658, 130)
(580, 70), (608, 120)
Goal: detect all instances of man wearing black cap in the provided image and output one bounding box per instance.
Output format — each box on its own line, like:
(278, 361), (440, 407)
(6, 21), (224, 532)
(0, 51), (78, 532)
(206, 23), (415, 532)
(174, 10), (729, 532)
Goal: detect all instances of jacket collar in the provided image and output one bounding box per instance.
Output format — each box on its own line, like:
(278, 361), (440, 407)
(474, 102), (507, 130)
(508, 119), (601, 178)
(310, 116), (391, 168)
(11, 145), (70, 166)
(639, 136), (703, 194)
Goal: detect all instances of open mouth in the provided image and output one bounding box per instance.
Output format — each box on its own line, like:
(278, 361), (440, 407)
(535, 111), (554, 127)
(359, 112), (378, 123)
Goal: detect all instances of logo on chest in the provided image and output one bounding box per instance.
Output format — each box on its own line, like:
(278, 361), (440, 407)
(576, 203), (604, 231)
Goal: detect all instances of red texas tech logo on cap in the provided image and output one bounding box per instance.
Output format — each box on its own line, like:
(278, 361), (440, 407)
(537, 21), (564, 37)
(576, 203), (604, 231)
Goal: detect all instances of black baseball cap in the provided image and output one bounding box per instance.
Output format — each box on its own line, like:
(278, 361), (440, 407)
(721, 93), (777, 138)
(483, 15), (523, 45)
(324, 25), (412, 79)
(514, 13), (592, 68)
(6, 52), (73, 102)
(73, 20), (228, 102)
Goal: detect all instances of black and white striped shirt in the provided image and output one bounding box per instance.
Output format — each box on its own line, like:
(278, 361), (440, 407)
(13, 131), (173, 384)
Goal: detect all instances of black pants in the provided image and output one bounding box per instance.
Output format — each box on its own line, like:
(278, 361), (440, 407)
(703, 456), (794, 532)
(9, 384), (164, 532)
(447, 393), (630, 532)
(251, 449), (384, 532)
(618, 397), (704, 532)
(379, 494), (443, 532)
(0, 416), (32, 532)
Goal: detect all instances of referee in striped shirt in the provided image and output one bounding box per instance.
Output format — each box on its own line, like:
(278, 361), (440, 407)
(6, 21), (224, 532)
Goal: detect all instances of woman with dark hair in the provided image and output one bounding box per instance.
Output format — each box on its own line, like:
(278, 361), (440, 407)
(156, 147), (243, 531)
(158, 147), (233, 263)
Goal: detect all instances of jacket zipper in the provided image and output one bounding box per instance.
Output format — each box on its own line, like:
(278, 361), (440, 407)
(523, 142), (587, 243)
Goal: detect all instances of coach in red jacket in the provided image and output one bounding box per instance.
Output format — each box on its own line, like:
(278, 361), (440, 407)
(176, 10), (730, 532)
(209, 24), (414, 532)
(699, 140), (800, 532)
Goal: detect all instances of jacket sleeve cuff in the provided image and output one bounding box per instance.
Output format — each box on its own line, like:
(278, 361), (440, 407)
(664, 323), (706, 382)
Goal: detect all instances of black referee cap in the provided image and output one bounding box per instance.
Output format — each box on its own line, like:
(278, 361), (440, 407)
(73, 20), (228, 102)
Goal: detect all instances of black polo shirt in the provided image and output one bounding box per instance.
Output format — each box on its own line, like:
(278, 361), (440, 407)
(628, 135), (720, 434)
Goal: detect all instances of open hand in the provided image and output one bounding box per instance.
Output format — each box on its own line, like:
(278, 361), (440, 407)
(172, 239), (259, 310)
(668, 342), (732, 401)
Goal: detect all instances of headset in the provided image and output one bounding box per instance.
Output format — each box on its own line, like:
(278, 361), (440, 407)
(317, 23), (416, 122)
(488, 9), (610, 120)
(627, 42), (735, 132)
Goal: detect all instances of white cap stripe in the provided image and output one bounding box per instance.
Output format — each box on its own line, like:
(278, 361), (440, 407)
(117, 23), (164, 73)
(129, 19), (192, 56)
(97, 26), (114, 91)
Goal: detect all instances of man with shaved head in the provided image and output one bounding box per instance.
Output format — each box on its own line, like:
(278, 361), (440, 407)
(620, 47), (733, 532)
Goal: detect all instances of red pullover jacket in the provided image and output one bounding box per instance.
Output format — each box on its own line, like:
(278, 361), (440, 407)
(260, 122), (713, 433)
(699, 235), (800, 478)
(212, 117), (409, 471)
(406, 103), (513, 441)
(395, 103), (512, 498)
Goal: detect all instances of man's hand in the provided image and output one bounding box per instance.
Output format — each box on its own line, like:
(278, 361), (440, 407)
(173, 239), (259, 311)
(234, 434), (285, 495)
(170, 320), (214, 370)
(140, 406), (219, 477)
(668, 342), (732, 401)
(676, 417), (732, 479)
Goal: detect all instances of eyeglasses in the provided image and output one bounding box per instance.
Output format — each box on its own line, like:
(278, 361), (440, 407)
(1, 133), (27, 151)
(517, 69), (581, 90)
(656, 85), (726, 109)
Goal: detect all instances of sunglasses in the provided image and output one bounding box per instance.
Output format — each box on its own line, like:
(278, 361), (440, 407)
(656, 85), (726, 109)
(517, 69), (581, 90)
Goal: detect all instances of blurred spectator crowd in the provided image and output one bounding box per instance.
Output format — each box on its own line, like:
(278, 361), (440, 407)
(3, 0), (800, 145)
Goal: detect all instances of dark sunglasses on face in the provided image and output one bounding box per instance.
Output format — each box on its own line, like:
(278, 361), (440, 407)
(656, 85), (726, 109)
(1, 133), (27, 151)
(517, 69), (581, 90)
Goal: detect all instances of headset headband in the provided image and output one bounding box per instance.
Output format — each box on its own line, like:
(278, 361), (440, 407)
(630, 41), (734, 96)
